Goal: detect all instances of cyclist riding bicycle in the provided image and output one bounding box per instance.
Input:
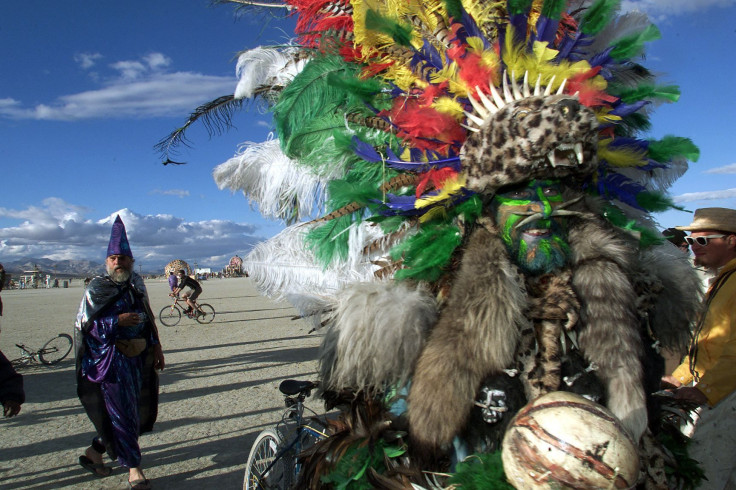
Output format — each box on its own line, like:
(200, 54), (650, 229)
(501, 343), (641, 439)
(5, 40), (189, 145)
(171, 270), (203, 316)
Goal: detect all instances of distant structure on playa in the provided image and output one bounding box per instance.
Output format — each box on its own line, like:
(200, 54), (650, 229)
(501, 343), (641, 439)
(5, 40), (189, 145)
(164, 259), (191, 277)
(225, 255), (243, 277)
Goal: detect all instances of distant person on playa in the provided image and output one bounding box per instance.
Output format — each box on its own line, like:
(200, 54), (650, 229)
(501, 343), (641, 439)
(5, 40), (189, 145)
(172, 269), (202, 316)
(75, 215), (165, 490)
(0, 349), (24, 417)
(167, 271), (178, 293)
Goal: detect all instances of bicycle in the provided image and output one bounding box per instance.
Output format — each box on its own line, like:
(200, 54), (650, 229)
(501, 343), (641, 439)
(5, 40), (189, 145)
(10, 333), (73, 368)
(158, 296), (215, 327)
(243, 380), (328, 489)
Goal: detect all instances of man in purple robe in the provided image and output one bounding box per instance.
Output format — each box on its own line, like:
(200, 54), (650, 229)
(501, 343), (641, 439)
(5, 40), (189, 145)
(75, 215), (165, 490)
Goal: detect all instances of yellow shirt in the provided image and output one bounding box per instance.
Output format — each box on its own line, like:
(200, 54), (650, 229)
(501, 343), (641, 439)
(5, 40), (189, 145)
(672, 257), (736, 406)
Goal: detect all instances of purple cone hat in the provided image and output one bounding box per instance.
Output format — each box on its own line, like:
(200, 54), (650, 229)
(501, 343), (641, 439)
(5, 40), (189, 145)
(107, 215), (133, 258)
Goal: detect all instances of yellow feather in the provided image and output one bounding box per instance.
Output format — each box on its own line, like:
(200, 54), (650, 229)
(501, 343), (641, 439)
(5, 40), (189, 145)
(598, 139), (648, 168)
(419, 205), (448, 223)
(596, 107), (622, 124)
(416, 175), (467, 209)
(432, 97), (465, 120)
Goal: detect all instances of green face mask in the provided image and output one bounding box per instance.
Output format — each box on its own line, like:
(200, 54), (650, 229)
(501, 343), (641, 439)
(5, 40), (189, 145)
(492, 179), (570, 275)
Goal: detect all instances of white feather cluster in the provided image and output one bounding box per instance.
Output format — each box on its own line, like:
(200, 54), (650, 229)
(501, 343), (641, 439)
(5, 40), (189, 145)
(213, 138), (326, 223)
(234, 46), (307, 100)
(243, 220), (396, 301)
(321, 282), (437, 392)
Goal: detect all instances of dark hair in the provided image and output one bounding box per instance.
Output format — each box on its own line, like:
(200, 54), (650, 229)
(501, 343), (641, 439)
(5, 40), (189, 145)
(663, 228), (687, 247)
(178, 269), (186, 275)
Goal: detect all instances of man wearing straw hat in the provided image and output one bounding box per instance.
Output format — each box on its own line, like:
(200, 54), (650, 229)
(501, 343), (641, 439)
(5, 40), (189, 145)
(663, 207), (736, 489)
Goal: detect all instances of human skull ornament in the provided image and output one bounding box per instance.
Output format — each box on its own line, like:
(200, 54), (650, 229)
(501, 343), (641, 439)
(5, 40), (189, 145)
(502, 391), (639, 489)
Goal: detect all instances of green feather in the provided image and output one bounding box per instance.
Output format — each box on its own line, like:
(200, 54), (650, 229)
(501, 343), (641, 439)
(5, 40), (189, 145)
(610, 83), (680, 104)
(580, 0), (620, 35)
(614, 112), (652, 136)
(284, 113), (357, 159)
(648, 136), (700, 163)
(365, 9), (413, 46)
(636, 191), (685, 213)
(328, 74), (386, 103)
(443, 0), (465, 20)
(392, 223), (463, 282)
(320, 440), (406, 489)
(610, 24), (661, 60)
(507, 0), (534, 14)
(602, 204), (663, 247)
(326, 179), (383, 210)
(306, 215), (354, 265)
(273, 55), (362, 144)
(448, 451), (514, 489)
(541, 0), (567, 19)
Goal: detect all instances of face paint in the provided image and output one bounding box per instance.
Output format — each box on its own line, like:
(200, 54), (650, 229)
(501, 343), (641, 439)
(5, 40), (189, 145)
(492, 180), (571, 275)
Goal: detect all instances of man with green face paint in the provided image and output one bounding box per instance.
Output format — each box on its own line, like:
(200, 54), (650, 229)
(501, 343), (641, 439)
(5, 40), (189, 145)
(492, 179), (571, 275)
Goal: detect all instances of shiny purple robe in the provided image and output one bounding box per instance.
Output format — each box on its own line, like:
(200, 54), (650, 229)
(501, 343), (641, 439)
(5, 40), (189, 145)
(75, 273), (159, 469)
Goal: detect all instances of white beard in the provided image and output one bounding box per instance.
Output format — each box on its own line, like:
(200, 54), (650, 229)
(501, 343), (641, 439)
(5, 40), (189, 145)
(108, 267), (132, 283)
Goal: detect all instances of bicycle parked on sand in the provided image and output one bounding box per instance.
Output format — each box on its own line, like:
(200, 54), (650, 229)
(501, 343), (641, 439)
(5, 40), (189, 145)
(158, 296), (215, 327)
(10, 333), (73, 368)
(243, 380), (328, 489)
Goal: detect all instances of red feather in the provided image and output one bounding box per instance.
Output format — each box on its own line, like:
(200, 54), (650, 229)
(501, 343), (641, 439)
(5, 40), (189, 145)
(568, 67), (618, 107)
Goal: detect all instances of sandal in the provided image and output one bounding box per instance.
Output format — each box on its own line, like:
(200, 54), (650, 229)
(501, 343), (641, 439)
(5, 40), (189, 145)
(128, 478), (152, 489)
(78, 455), (112, 478)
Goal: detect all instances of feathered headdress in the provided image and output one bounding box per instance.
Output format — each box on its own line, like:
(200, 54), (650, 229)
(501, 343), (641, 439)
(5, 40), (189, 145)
(160, 0), (698, 303)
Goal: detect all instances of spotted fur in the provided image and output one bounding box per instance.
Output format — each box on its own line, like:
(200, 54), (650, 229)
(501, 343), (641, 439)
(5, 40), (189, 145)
(462, 95), (598, 195)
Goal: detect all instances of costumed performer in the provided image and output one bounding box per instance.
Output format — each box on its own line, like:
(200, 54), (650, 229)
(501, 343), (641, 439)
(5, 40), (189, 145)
(75, 215), (164, 490)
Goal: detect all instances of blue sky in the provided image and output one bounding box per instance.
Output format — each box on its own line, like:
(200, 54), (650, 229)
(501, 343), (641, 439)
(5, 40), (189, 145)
(1, 0), (735, 272)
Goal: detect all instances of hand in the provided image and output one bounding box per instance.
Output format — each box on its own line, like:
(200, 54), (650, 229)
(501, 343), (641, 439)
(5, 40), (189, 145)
(661, 375), (682, 390)
(674, 386), (709, 405)
(3, 400), (21, 417)
(153, 343), (165, 371)
(118, 312), (142, 326)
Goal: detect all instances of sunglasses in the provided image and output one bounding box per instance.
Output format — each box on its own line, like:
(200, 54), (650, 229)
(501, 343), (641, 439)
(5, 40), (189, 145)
(684, 234), (726, 246)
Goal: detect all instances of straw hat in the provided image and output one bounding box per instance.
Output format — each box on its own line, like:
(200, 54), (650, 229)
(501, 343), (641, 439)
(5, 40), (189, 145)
(675, 207), (736, 233)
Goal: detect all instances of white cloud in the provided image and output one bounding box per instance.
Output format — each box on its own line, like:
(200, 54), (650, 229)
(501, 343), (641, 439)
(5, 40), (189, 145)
(705, 163), (736, 175)
(0, 200), (263, 271)
(673, 188), (736, 203)
(620, 0), (736, 17)
(74, 52), (103, 69)
(150, 189), (190, 198)
(0, 52), (234, 121)
(143, 53), (171, 71)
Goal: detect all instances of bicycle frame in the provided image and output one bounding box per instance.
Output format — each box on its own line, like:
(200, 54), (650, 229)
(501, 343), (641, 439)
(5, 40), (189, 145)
(13, 344), (37, 364)
(169, 296), (202, 316)
(251, 383), (327, 488)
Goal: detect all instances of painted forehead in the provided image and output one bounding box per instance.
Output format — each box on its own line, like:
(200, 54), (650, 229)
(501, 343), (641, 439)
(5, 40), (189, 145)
(495, 180), (562, 201)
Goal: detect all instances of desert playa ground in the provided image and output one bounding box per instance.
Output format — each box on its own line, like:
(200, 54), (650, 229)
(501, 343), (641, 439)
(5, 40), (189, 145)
(0, 277), (323, 489)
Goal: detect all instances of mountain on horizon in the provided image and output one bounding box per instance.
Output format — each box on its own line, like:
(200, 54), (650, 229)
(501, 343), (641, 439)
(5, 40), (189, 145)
(0, 257), (159, 277)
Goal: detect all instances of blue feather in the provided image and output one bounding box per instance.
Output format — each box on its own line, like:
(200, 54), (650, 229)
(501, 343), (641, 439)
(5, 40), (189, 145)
(610, 100), (649, 118)
(597, 169), (648, 210)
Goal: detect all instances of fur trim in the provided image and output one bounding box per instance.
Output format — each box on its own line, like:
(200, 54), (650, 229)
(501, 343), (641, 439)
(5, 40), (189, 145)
(638, 244), (703, 354)
(318, 282), (437, 393)
(408, 224), (529, 450)
(569, 218), (647, 441)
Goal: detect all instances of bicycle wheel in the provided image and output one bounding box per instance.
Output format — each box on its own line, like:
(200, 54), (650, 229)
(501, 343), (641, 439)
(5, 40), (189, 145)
(244, 428), (291, 490)
(195, 303), (215, 324)
(159, 305), (182, 327)
(39, 334), (73, 365)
